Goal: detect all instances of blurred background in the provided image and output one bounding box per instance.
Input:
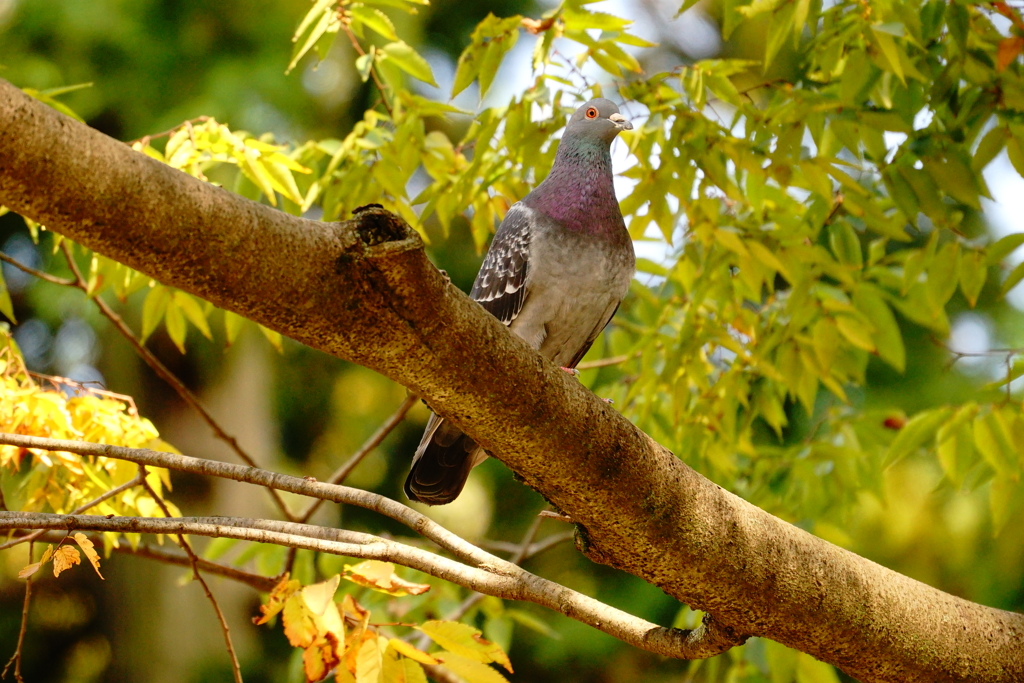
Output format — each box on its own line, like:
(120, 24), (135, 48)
(1, 0), (1023, 681)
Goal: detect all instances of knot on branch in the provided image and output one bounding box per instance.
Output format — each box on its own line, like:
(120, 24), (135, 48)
(351, 204), (414, 247)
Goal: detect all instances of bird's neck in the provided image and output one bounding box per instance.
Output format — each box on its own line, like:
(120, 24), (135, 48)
(526, 136), (624, 235)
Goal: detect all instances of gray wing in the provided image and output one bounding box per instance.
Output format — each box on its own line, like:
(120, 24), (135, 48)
(469, 203), (531, 325)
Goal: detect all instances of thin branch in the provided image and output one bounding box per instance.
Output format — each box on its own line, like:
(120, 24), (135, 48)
(0, 510), (742, 659)
(59, 242), (297, 522)
(2, 542), (32, 683)
(0, 471), (146, 551)
(139, 467), (243, 683)
(341, 24), (393, 117)
(9, 531), (279, 592)
(478, 531), (573, 559)
(127, 116), (209, 147)
(432, 512), (547, 645)
(0, 432), (501, 569)
(298, 393), (417, 523)
(576, 354), (635, 371)
(0, 251), (75, 286)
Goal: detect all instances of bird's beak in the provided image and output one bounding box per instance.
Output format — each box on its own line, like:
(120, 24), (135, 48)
(609, 113), (633, 130)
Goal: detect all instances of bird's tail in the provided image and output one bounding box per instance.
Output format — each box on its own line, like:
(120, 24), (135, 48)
(404, 413), (486, 505)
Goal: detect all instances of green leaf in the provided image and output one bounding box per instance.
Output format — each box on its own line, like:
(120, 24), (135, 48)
(348, 5), (398, 41)
(224, 311), (246, 346)
(974, 412), (1018, 478)
(872, 27), (905, 84)
(505, 609), (559, 639)
(973, 126), (1007, 173)
(478, 31), (518, 97)
(985, 233), (1024, 266)
(927, 241), (960, 308)
(922, 156), (981, 209)
(828, 222), (863, 268)
(765, 4), (796, 73)
(796, 653), (841, 683)
(1000, 260), (1024, 296)
(0, 264), (16, 324)
(164, 298), (187, 354)
(356, 46), (377, 83)
(765, 640), (798, 683)
(990, 477), (1018, 536)
(884, 407), (952, 468)
(958, 250), (987, 307)
(173, 291), (212, 340)
(854, 284), (904, 372)
(937, 404), (979, 488)
(259, 324), (284, 353)
(1008, 136), (1024, 177)
(141, 285), (171, 342)
(287, 2), (339, 74)
(379, 41), (438, 86)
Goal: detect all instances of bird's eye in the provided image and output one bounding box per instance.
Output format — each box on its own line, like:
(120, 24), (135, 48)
(585, 107), (598, 119)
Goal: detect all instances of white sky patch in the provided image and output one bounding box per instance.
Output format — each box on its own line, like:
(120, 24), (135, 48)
(948, 312), (995, 375)
(983, 152), (1024, 309)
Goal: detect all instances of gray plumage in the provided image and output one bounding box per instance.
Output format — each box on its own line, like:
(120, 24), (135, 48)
(405, 98), (636, 506)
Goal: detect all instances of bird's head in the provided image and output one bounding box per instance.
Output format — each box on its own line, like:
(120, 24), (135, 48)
(564, 98), (633, 144)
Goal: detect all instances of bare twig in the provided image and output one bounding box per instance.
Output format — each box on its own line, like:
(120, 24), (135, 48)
(341, 24), (393, 117)
(139, 466), (244, 683)
(58, 242), (297, 521)
(0, 250), (75, 286)
(432, 512), (547, 641)
(2, 542), (32, 683)
(298, 393), (417, 523)
(127, 116), (210, 147)
(0, 432), (745, 660)
(8, 531), (278, 592)
(478, 531), (573, 559)
(0, 509), (743, 659)
(576, 354), (635, 371)
(0, 472), (146, 552)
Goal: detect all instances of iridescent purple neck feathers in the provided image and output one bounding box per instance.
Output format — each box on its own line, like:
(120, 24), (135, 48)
(524, 134), (625, 236)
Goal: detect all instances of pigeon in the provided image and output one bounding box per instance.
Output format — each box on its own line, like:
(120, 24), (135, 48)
(405, 98), (636, 505)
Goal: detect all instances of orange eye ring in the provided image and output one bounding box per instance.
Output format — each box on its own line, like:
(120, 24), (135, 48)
(585, 107), (598, 119)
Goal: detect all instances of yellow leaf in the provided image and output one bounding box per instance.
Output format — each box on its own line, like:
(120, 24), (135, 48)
(18, 544), (54, 579)
(344, 560), (431, 597)
(283, 593), (319, 649)
(52, 545), (81, 578)
(304, 633), (343, 683)
(254, 573), (301, 625)
(387, 639), (438, 666)
(432, 653), (509, 683)
(356, 636), (387, 683)
(382, 643), (429, 683)
(834, 314), (875, 352)
(73, 533), (104, 579)
(416, 621), (512, 673)
(302, 574), (341, 615)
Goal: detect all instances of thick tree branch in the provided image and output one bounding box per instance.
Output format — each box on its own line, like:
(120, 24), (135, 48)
(0, 79), (1021, 682)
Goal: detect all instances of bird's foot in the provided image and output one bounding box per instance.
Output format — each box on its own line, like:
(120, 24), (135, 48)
(560, 367), (581, 377)
(601, 397), (614, 404)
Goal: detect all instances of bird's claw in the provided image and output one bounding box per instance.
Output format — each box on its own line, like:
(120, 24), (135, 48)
(601, 397), (614, 404)
(560, 367), (581, 377)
